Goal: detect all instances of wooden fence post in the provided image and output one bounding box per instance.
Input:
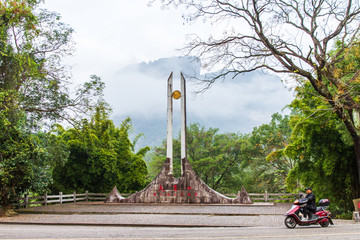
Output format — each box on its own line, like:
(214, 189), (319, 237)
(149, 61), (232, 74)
(264, 190), (268, 202)
(44, 193), (48, 206)
(85, 190), (89, 202)
(24, 193), (29, 209)
(59, 192), (63, 204)
(73, 191), (76, 203)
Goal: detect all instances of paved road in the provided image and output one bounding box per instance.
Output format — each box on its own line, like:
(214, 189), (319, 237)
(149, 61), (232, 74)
(0, 213), (352, 228)
(1, 223), (360, 239)
(1, 202), (358, 239)
(0, 202), (352, 228)
(0, 202), (293, 228)
(14, 202), (281, 215)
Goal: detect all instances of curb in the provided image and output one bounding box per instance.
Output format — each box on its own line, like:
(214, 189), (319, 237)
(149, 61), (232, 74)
(78, 202), (276, 206)
(0, 221), (250, 228)
(15, 210), (286, 216)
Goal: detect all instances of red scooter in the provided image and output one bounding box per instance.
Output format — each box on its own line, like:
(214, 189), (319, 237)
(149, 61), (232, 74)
(284, 197), (334, 228)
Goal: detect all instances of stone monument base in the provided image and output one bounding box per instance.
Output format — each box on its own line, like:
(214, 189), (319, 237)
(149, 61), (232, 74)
(105, 158), (252, 204)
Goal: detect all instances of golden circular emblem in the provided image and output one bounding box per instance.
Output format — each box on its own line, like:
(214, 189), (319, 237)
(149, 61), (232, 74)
(172, 90), (181, 100)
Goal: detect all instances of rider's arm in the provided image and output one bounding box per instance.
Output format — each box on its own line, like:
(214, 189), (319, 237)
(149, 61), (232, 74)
(305, 193), (315, 201)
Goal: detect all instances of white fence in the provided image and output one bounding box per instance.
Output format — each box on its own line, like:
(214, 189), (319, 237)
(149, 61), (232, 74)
(17, 191), (298, 208)
(234, 191), (298, 202)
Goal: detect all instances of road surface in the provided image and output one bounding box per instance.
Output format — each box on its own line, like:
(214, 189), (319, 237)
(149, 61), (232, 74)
(0, 223), (360, 240)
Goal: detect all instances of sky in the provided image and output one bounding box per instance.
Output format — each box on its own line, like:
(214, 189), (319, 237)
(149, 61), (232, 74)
(41, 0), (294, 139)
(41, 0), (211, 82)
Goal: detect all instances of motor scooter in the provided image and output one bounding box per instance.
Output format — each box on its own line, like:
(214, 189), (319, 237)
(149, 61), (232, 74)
(284, 197), (334, 228)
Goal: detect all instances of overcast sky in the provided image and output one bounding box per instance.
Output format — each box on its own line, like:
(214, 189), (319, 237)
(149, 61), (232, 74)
(41, 0), (294, 135)
(42, 0), (212, 82)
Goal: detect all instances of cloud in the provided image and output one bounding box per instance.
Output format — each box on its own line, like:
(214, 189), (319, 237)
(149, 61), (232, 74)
(42, 0), (208, 83)
(188, 72), (293, 132)
(105, 56), (294, 137)
(105, 56), (199, 118)
(42, 0), (294, 145)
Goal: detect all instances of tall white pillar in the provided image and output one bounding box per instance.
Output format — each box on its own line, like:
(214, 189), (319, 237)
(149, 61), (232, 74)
(180, 72), (187, 175)
(166, 72), (173, 175)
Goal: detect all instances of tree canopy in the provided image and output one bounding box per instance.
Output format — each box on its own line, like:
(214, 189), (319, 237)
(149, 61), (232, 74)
(0, 0), (104, 124)
(153, 0), (360, 191)
(149, 123), (250, 193)
(280, 81), (358, 212)
(52, 107), (150, 193)
(149, 120), (292, 194)
(0, 110), (67, 214)
(248, 113), (294, 192)
(0, 0), (106, 214)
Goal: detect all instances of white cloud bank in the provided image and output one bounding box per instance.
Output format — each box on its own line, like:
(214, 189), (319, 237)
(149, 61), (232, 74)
(105, 56), (294, 136)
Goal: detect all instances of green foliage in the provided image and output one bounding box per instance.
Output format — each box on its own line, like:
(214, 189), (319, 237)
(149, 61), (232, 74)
(0, 1), (105, 214)
(187, 124), (250, 192)
(264, 40), (360, 212)
(283, 82), (358, 212)
(149, 116), (293, 194)
(244, 113), (293, 192)
(0, 109), (67, 209)
(0, 1), (104, 123)
(149, 123), (253, 194)
(52, 107), (149, 193)
(0, 110), (32, 208)
(334, 211), (353, 220)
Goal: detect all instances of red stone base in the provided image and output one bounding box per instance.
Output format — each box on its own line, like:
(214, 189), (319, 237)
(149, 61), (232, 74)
(105, 158), (252, 204)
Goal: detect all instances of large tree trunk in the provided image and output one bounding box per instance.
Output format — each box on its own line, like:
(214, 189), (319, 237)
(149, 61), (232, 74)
(0, 189), (11, 217)
(0, 204), (10, 217)
(353, 137), (360, 198)
(335, 109), (360, 197)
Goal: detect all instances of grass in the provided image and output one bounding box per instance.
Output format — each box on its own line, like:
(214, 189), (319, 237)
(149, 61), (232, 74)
(333, 211), (353, 220)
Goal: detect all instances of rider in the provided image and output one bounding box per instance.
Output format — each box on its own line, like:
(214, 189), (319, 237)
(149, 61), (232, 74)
(301, 187), (316, 220)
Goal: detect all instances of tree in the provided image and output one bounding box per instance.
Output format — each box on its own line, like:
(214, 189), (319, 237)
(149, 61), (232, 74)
(52, 107), (149, 193)
(248, 113), (294, 192)
(0, 109), (68, 215)
(0, 1), (104, 214)
(152, 0), (360, 189)
(281, 82), (358, 212)
(1, 0), (103, 123)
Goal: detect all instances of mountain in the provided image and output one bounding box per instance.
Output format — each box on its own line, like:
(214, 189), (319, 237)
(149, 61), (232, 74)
(104, 56), (294, 149)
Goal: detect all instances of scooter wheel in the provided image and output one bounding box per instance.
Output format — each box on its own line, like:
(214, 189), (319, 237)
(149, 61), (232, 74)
(284, 216), (297, 228)
(320, 220), (330, 227)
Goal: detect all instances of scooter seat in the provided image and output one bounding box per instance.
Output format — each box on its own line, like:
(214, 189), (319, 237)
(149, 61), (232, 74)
(316, 206), (323, 212)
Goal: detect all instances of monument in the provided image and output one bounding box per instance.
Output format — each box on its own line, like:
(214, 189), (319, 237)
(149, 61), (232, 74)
(105, 73), (252, 204)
